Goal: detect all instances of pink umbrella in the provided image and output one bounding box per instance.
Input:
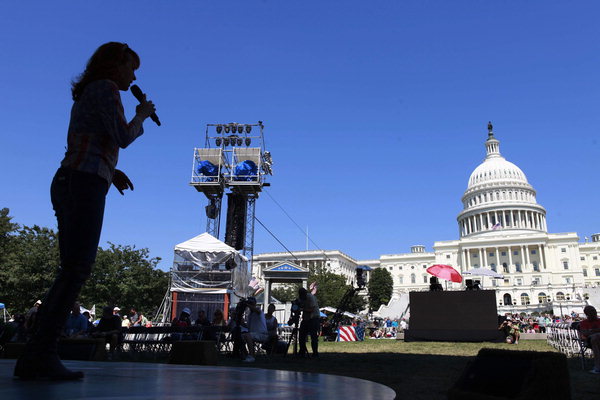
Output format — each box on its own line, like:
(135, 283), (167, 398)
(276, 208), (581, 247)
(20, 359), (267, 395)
(426, 264), (463, 283)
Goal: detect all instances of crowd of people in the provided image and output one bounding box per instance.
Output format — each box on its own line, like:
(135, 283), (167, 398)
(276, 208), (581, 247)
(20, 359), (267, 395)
(2, 301), (151, 356)
(368, 317), (408, 339)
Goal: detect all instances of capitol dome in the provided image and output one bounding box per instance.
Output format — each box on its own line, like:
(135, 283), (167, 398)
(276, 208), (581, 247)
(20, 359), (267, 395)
(468, 158), (528, 189)
(457, 123), (547, 238)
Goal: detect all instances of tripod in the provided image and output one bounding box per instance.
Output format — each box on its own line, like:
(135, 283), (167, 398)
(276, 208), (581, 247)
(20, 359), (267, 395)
(284, 320), (300, 357)
(327, 286), (363, 341)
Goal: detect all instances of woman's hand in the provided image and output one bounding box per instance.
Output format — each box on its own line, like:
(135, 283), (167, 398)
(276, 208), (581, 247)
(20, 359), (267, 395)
(135, 93), (156, 120)
(112, 169), (134, 195)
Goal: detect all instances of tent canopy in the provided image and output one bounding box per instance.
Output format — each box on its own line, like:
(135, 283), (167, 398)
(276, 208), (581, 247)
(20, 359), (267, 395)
(174, 233), (247, 269)
(320, 306), (360, 319)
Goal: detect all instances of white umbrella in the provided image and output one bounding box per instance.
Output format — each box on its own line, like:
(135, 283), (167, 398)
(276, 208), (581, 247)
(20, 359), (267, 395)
(462, 268), (504, 289)
(463, 268), (504, 279)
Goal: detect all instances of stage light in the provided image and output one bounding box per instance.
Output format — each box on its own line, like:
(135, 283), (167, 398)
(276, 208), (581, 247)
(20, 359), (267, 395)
(224, 138), (230, 146)
(224, 125), (231, 134)
(216, 124), (223, 134)
(215, 138), (222, 146)
(245, 125), (252, 133)
(237, 125), (243, 134)
(229, 123), (236, 133)
(245, 137), (251, 146)
(355, 267), (366, 288)
(237, 137), (243, 146)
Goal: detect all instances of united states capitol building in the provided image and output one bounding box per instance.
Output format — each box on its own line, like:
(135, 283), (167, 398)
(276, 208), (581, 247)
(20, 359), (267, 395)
(253, 124), (600, 315)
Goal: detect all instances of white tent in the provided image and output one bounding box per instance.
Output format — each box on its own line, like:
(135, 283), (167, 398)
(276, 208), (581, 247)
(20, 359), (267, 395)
(159, 233), (250, 324)
(171, 233), (249, 294)
(174, 233), (248, 269)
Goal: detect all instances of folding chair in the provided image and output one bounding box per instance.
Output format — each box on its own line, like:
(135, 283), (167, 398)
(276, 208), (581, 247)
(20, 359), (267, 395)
(571, 322), (594, 369)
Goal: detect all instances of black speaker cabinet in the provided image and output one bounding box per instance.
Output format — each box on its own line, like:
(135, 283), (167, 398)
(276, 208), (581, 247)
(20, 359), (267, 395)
(405, 290), (503, 341)
(448, 348), (570, 400)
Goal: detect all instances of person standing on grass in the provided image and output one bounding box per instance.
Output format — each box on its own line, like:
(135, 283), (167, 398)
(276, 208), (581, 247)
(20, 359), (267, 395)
(14, 42), (155, 380)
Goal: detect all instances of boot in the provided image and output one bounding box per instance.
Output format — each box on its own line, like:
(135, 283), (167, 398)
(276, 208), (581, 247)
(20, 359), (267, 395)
(14, 267), (87, 380)
(14, 353), (84, 380)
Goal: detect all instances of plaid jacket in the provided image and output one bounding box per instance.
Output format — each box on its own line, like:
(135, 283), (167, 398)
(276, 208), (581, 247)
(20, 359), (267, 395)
(60, 79), (144, 183)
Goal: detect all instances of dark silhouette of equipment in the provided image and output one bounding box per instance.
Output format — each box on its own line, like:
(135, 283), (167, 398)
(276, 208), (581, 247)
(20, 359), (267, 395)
(325, 268), (367, 341)
(448, 348), (570, 399)
(284, 299), (303, 357)
(429, 276), (443, 291)
(224, 192), (247, 250)
(356, 267), (366, 288)
(465, 279), (481, 291)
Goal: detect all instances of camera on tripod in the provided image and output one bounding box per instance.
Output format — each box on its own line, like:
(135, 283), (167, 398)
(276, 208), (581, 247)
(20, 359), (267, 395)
(287, 298), (304, 326)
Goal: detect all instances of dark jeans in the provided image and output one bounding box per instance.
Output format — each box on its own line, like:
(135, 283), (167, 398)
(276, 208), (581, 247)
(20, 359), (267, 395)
(299, 317), (320, 356)
(29, 167), (108, 353)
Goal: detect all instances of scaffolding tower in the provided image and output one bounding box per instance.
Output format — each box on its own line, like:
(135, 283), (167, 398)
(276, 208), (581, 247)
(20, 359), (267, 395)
(190, 121), (272, 262)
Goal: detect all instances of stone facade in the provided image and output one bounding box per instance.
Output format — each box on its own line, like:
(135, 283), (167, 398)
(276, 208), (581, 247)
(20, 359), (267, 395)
(253, 126), (600, 314)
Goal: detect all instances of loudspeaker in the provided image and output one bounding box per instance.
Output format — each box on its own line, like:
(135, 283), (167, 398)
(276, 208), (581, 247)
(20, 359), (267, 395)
(448, 348), (570, 399)
(225, 193), (247, 250)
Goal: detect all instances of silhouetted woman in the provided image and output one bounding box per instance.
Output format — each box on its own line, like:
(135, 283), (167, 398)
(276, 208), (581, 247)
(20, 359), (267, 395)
(14, 42), (155, 380)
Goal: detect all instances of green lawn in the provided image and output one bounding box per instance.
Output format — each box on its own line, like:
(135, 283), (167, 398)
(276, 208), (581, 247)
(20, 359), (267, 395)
(217, 339), (600, 400)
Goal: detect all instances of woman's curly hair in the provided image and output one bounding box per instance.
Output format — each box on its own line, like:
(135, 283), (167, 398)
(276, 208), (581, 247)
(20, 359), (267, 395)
(71, 42), (140, 101)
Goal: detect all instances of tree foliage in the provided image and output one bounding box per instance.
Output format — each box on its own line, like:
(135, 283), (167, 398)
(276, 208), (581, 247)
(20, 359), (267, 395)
(267, 264), (367, 314)
(309, 265), (366, 313)
(0, 208), (168, 318)
(367, 267), (394, 311)
(270, 284), (299, 303)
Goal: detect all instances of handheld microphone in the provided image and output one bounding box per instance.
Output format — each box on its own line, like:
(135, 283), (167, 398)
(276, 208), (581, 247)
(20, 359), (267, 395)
(130, 84), (161, 126)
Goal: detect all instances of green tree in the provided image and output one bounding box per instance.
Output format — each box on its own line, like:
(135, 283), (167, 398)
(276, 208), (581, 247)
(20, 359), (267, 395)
(0, 224), (60, 313)
(367, 267), (393, 312)
(270, 284), (299, 303)
(309, 266), (366, 313)
(79, 243), (168, 317)
(0, 208), (168, 318)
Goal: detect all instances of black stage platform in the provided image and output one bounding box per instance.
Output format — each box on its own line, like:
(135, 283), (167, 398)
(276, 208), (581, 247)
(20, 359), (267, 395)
(0, 359), (395, 399)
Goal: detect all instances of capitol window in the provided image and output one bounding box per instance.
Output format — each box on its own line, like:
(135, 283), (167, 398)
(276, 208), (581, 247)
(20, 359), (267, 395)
(563, 261), (569, 270)
(411, 274), (416, 284)
(489, 252), (494, 257)
(556, 292), (565, 301)
(515, 263), (521, 272)
(513, 250), (519, 256)
(538, 292), (547, 303)
(583, 269), (588, 277)
(595, 268), (600, 277)
(533, 262), (539, 272)
(594, 256), (598, 260)
(561, 248), (566, 253)
(531, 250), (536, 255)
(501, 251), (506, 256)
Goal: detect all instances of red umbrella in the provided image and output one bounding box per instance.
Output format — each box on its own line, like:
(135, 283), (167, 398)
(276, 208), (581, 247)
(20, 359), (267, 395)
(426, 264), (463, 283)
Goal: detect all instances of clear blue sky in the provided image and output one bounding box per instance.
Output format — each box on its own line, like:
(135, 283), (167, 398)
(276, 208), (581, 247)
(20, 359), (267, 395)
(1, 1), (599, 270)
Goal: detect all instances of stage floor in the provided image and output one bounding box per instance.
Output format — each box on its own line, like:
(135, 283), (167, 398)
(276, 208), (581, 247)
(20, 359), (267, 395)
(0, 359), (395, 399)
